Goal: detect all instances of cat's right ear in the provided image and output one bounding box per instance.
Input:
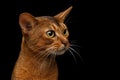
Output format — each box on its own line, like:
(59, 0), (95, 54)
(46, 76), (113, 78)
(19, 12), (38, 34)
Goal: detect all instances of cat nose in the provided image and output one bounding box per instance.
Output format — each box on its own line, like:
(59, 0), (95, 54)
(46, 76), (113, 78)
(61, 40), (68, 46)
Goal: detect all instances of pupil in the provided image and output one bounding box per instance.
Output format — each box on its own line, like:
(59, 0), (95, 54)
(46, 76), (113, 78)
(49, 32), (52, 36)
(64, 29), (66, 34)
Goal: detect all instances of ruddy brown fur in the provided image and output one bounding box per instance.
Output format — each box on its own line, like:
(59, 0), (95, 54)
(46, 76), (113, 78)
(12, 6), (72, 80)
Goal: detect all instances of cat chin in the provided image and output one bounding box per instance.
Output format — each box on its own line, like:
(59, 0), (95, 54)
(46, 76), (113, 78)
(55, 46), (69, 55)
(56, 50), (66, 55)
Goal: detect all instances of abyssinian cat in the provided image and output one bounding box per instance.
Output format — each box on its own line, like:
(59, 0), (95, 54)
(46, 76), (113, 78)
(12, 6), (78, 80)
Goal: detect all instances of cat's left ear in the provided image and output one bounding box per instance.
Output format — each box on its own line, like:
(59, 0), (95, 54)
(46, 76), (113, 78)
(54, 6), (73, 22)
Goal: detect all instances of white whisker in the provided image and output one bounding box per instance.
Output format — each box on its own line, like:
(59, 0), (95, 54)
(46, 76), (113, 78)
(69, 47), (83, 61)
(68, 49), (77, 63)
(70, 44), (81, 48)
(70, 40), (79, 44)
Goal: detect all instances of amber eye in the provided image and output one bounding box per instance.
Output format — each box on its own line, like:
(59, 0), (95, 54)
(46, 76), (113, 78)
(46, 30), (55, 38)
(63, 29), (69, 36)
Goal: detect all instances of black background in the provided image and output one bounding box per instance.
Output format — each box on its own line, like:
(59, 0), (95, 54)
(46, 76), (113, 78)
(1, 0), (115, 80)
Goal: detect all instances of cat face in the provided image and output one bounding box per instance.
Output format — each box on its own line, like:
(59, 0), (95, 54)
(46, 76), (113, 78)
(19, 7), (72, 56)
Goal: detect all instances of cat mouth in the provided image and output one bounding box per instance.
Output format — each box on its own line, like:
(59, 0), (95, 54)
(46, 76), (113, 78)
(50, 44), (70, 55)
(56, 47), (68, 55)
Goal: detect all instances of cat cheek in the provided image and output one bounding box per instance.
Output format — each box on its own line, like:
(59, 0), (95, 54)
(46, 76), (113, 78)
(45, 39), (54, 45)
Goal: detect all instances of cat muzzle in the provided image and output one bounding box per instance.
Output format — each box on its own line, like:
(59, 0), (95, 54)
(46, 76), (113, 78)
(56, 44), (68, 55)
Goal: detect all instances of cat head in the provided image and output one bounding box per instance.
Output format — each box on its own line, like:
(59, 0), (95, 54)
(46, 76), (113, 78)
(19, 6), (72, 56)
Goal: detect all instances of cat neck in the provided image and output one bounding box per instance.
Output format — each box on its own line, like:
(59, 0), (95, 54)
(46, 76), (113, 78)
(15, 38), (58, 79)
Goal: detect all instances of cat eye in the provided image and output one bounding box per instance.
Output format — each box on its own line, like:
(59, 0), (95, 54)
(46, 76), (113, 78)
(63, 29), (69, 36)
(46, 30), (55, 38)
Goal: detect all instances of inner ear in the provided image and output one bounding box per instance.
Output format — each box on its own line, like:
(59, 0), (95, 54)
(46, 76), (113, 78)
(21, 19), (33, 31)
(19, 12), (38, 33)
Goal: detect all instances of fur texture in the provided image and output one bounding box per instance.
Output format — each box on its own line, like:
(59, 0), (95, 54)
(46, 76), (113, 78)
(12, 6), (72, 80)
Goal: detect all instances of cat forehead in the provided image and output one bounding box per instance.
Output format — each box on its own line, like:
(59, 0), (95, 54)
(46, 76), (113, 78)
(35, 16), (67, 31)
(36, 16), (60, 26)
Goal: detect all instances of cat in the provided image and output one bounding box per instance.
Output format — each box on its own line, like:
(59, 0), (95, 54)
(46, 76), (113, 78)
(12, 6), (73, 80)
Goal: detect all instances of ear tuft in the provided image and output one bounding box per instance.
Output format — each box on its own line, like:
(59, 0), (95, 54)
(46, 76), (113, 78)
(54, 6), (73, 22)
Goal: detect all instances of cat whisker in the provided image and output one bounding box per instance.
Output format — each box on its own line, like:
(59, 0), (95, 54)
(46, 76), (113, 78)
(46, 51), (56, 67)
(70, 40), (79, 44)
(45, 48), (56, 58)
(37, 51), (53, 65)
(70, 44), (81, 48)
(69, 47), (83, 61)
(32, 52), (41, 61)
(68, 49), (77, 63)
(35, 52), (45, 62)
(32, 49), (52, 62)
